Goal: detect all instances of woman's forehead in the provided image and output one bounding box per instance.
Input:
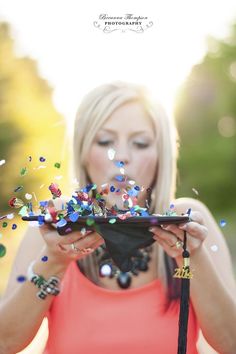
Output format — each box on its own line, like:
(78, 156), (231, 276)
(100, 101), (154, 133)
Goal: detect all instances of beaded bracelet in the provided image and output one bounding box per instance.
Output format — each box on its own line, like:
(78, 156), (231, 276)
(27, 261), (60, 300)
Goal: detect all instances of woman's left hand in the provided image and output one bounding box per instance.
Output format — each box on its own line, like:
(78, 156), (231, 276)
(149, 211), (208, 260)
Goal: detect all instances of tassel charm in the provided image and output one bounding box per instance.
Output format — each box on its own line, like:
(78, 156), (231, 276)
(174, 230), (191, 354)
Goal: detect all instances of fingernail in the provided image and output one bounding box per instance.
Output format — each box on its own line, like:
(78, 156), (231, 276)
(149, 227), (155, 233)
(179, 224), (187, 230)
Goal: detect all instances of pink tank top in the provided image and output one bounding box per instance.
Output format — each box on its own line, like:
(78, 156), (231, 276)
(44, 261), (199, 354)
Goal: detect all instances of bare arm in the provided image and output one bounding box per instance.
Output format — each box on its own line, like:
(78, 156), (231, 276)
(150, 197), (236, 354)
(0, 200), (103, 354)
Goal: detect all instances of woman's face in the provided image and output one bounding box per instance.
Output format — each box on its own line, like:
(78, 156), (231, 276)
(85, 101), (158, 209)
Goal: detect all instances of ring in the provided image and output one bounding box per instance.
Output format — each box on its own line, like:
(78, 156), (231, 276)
(71, 242), (81, 252)
(170, 239), (183, 249)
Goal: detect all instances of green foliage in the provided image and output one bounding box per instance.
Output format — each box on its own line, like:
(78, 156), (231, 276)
(0, 22), (69, 214)
(175, 23), (236, 215)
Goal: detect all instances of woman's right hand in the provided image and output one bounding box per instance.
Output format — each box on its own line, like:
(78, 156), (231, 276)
(38, 198), (104, 266)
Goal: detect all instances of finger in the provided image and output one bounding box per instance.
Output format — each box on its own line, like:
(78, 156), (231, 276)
(59, 230), (94, 245)
(161, 224), (185, 240)
(179, 222), (208, 241)
(154, 237), (180, 258)
(150, 226), (178, 247)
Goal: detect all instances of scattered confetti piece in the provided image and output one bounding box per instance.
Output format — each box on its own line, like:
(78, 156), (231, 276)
(18, 206), (28, 217)
(39, 157), (46, 162)
(220, 219), (226, 227)
(49, 183), (62, 199)
(12, 224), (17, 230)
(17, 275), (26, 282)
(20, 167), (28, 176)
(109, 218), (116, 224)
(7, 213), (14, 220)
(192, 188), (199, 196)
(39, 184), (45, 189)
(2, 222), (8, 228)
(86, 218), (95, 226)
(41, 256), (48, 262)
(55, 175), (63, 180)
(120, 167), (125, 174)
(100, 264), (112, 277)
(8, 197), (24, 208)
(80, 227), (87, 236)
(0, 159), (6, 166)
(110, 186), (116, 192)
(54, 162), (61, 168)
(210, 245), (218, 252)
(33, 165), (47, 170)
(115, 161), (125, 168)
(25, 193), (32, 200)
(14, 185), (23, 192)
(107, 148), (116, 160)
(0, 244), (6, 257)
(170, 203), (175, 209)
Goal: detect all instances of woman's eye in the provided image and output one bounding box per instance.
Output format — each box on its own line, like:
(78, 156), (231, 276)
(97, 140), (113, 146)
(133, 142), (150, 148)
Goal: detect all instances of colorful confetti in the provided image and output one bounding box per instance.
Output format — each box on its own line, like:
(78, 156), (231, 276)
(41, 256), (48, 262)
(109, 218), (116, 224)
(2, 222), (8, 228)
(107, 148), (116, 160)
(17, 275), (26, 282)
(25, 193), (32, 200)
(0, 244), (6, 257)
(12, 224), (17, 230)
(8, 197), (24, 208)
(192, 188), (199, 196)
(220, 219), (226, 227)
(54, 162), (61, 168)
(39, 157), (46, 162)
(210, 245), (218, 252)
(0, 159), (6, 166)
(14, 185), (23, 192)
(20, 167), (28, 176)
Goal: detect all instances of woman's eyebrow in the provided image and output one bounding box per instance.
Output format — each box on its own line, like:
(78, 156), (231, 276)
(98, 129), (153, 137)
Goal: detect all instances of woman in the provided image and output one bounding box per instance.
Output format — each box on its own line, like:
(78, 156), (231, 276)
(0, 82), (236, 354)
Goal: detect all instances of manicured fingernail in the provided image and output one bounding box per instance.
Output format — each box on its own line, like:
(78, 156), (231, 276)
(149, 227), (155, 232)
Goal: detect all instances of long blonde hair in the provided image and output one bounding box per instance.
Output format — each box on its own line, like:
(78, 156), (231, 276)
(73, 81), (180, 294)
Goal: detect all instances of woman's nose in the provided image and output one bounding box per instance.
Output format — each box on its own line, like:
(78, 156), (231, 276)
(113, 144), (131, 165)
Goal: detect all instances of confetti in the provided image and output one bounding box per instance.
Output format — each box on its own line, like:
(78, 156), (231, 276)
(39, 157), (46, 162)
(80, 227), (87, 236)
(33, 165), (46, 170)
(20, 167), (28, 176)
(109, 218), (116, 224)
(54, 162), (61, 168)
(114, 161), (124, 168)
(56, 219), (67, 227)
(8, 197), (24, 208)
(12, 224), (17, 230)
(49, 183), (62, 199)
(170, 203), (175, 209)
(28, 156), (32, 162)
(107, 148), (116, 160)
(0, 159), (6, 166)
(86, 218), (95, 226)
(0, 233), (2, 239)
(100, 264), (112, 277)
(25, 193), (32, 200)
(41, 256), (48, 262)
(110, 186), (116, 192)
(192, 188), (199, 196)
(220, 219), (226, 227)
(18, 206), (29, 217)
(115, 175), (125, 182)
(55, 175), (63, 180)
(69, 212), (79, 222)
(210, 245), (218, 252)
(120, 167), (125, 175)
(7, 213), (14, 220)
(17, 275), (26, 282)
(39, 184), (45, 189)
(0, 244), (6, 257)
(2, 222), (8, 228)
(14, 185), (23, 192)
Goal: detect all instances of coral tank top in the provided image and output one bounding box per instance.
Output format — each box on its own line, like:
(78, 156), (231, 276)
(44, 261), (199, 354)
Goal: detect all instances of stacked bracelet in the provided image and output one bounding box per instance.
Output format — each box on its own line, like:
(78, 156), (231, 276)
(27, 261), (60, 300)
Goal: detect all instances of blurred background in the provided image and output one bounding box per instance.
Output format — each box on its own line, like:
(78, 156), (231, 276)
(0, 1), (236, 352)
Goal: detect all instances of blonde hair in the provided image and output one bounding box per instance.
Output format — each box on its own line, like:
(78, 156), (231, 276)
(73, 81), (180, 293)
